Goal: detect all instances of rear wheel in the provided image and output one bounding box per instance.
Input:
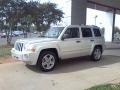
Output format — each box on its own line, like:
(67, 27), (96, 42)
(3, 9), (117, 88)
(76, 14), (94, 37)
(91, 47), (102, 61)
(37, 51), (57, 72)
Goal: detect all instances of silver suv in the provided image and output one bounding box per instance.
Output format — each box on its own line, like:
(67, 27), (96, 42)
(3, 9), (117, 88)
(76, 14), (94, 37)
(11, 25), (105, 72)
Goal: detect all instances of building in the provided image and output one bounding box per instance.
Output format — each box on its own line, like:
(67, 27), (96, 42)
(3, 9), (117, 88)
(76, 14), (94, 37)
(71, 0), (120, 42)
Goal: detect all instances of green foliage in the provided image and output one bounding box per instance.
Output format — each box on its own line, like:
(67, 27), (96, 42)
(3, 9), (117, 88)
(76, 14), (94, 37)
(114, 27), (120, 34)
(0, 47), (11, 57)
(0, 0), (64, 45)
(24, 2), (64, 31)
(87, 83), (120, 90)
(0, 0), (26, 45)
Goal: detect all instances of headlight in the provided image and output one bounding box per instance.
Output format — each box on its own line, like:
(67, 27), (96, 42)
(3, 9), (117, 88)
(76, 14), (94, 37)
(27, 47), (36, 52)
(24, 45), (37, 52)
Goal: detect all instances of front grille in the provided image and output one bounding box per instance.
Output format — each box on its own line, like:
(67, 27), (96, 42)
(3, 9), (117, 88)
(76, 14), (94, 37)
(15, 42), (24, 51)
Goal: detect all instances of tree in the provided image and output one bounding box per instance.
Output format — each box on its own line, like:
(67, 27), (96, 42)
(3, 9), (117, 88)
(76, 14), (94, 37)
(0, 19), (4, 31)
(37, 2), (64, 31)
(0, 0), (64, 45)
(0, 0), (26, 45)
(26, 2), (64, 31)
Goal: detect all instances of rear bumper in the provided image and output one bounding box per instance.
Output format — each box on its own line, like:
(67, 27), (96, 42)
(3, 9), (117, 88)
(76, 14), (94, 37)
(11, 48), (38, 65)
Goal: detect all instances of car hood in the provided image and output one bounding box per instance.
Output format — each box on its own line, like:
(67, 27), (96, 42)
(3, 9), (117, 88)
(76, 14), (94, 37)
(17, 38), (59, 44)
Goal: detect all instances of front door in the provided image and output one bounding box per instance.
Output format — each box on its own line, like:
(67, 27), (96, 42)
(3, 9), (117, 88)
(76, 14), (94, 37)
(58, 27), (82, 59)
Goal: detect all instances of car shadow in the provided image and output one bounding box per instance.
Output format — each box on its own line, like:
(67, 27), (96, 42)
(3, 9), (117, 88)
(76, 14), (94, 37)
(26, 55), (120, 74)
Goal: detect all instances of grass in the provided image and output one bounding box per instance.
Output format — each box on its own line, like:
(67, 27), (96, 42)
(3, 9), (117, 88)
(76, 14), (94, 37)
(0, 45), (12, 57)
(87, 84), (120, 90)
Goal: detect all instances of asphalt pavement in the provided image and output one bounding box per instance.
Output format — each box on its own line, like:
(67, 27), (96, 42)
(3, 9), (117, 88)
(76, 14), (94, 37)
(0, 50), (120, 90)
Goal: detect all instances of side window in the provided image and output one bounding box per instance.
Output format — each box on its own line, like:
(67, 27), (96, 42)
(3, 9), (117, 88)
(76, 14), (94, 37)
(81, 28), (92, 37)
(64, 28), (80, 38)
(93, 28), (101, 37)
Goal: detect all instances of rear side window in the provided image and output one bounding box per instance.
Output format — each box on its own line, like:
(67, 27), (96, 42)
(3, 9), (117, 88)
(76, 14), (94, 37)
(64, 28), (80, 38)
(81, 28), (92, 37)
(93, 28), (101, 37)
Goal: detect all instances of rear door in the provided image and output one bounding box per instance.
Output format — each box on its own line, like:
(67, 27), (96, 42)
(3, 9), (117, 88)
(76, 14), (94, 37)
(92, 28), (103, 43)
(81, 27), (94, 55)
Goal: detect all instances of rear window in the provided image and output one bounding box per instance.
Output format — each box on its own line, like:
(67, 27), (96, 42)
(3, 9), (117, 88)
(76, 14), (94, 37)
(93, 28), (101, 37)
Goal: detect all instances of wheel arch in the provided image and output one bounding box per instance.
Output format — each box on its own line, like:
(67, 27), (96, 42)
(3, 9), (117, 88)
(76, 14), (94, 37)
(93, 45), (103, 53)
(37, 48), (60, 64)
(40, 48), (59, 57)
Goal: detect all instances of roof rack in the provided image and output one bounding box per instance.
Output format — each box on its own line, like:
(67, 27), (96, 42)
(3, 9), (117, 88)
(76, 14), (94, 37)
(91, 25), (99, 27)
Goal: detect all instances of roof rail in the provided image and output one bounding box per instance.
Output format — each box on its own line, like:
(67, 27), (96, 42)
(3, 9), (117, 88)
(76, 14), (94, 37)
(91, 25), (99, 27)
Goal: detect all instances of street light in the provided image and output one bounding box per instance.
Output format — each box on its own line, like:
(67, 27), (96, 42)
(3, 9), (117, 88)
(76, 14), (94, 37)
(94, 15), (98, 25)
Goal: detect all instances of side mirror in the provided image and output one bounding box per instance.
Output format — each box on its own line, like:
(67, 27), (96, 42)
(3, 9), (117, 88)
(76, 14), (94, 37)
(61, 34), (69, 40)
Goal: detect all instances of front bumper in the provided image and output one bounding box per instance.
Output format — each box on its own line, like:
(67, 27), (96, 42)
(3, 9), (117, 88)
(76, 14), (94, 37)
(11, 48), (38, 65)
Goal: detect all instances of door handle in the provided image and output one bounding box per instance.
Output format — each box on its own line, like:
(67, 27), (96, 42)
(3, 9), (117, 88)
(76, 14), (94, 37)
(90, 39), (94, 42)
(76, 41), (81, 43)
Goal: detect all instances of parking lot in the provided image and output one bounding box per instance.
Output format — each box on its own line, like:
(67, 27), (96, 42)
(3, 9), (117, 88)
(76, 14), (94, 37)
(0, 33), (39, 46)
(0, 50), (120, 90)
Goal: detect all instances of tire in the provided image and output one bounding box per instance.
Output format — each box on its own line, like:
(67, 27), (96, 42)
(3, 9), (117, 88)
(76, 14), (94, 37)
(91, 47), (102, 61)
(37, 51), (58, 72)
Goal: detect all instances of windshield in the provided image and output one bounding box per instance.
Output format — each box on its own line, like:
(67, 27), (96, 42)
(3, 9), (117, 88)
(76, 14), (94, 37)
(41, 27), (64, 38)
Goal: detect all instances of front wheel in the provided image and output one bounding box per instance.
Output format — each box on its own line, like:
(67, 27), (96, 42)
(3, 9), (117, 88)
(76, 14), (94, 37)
(37, 51), (57, 72)
(91, 47), (102, 61)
